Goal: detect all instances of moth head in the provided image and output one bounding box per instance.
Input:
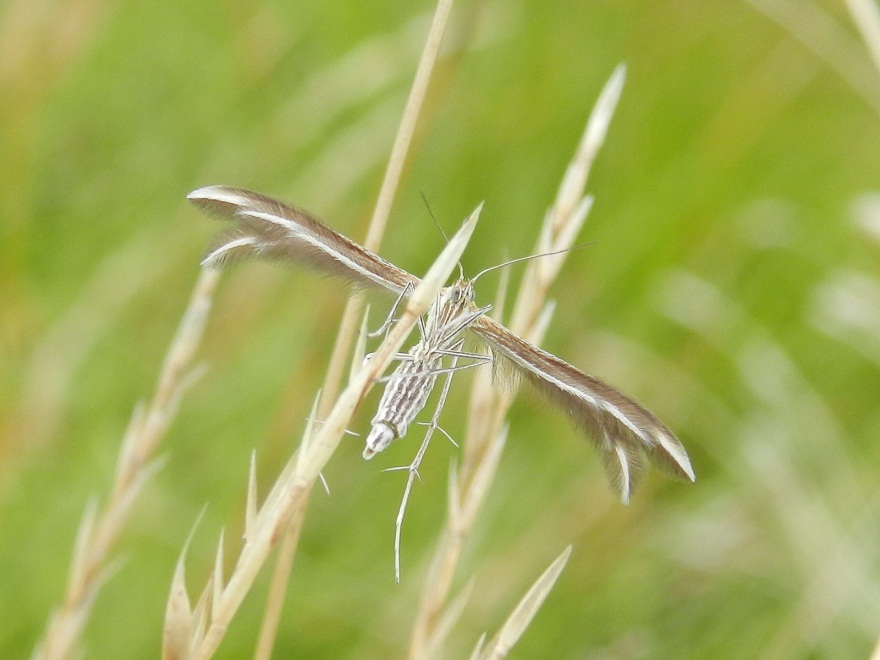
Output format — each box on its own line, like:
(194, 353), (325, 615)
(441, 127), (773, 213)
(447, 279), (475, 307)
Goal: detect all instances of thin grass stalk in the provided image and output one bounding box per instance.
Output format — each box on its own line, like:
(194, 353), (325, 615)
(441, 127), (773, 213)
(251, 507), (302, 660)
(745, 0), (880, 114)
(830, 12), (880, 649)
(34, 268), (219, 660)
(844, 0), (880, 78)
(406, 65), (626, 658)
(475, 545), (572, 660)
(254, 1), (455, 655)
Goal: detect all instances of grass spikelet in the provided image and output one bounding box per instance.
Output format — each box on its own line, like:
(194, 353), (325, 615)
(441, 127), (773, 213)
(407, 64), (626, 659)
(35, 269), (219, 660)
(475, 546), (572, 660)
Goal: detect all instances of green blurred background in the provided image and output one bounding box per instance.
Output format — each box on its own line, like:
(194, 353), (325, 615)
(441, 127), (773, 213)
(3, 0), (880, 657)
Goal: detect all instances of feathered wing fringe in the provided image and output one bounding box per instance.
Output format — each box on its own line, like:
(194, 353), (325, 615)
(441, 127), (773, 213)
(473, 315), (694, 503)
(188, 186), (416, 295)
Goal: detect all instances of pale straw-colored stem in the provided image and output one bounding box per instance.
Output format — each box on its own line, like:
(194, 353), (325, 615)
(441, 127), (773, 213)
(844, 0), (880, 77)
(255, 2), (456, 655)
(846, 4), (880, 659)
(473, 546), (572, 660)
(407, 65), (626, 659)
(35, 268), (219, 660)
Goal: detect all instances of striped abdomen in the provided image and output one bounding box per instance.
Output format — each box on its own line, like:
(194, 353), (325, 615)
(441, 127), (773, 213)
(363, 350), (441, 458)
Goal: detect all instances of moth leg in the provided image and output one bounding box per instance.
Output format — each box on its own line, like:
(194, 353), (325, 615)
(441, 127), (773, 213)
(368, 280), (416, 339)
(385, 345), (461, 583)
(362, 351), (414, 368)
(416, 420), (458, 449)
(373, 346), (490, 383)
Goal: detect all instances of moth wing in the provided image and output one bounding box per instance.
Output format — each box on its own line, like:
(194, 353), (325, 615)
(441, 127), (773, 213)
(188, 185), (417, 296)
(471, 315), (694, 503)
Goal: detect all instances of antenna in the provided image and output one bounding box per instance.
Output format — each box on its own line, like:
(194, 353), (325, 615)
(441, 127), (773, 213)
(471, 241), (594, 283)
(421, 192), (464, 280)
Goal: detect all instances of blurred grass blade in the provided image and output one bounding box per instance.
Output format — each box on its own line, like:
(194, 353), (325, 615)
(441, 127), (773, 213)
(478, 546), (572, 660)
